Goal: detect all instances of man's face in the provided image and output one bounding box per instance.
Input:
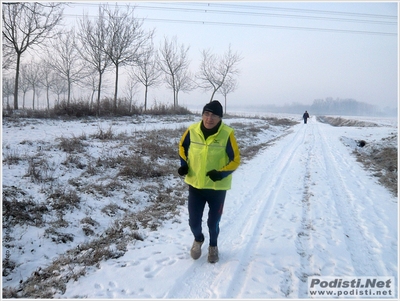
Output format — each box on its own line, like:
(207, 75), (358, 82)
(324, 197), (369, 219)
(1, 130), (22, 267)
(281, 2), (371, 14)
(202, 111), (221, 129)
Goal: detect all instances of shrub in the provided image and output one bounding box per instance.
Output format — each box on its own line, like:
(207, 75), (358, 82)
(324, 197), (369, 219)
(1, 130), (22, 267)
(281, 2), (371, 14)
(26, 157), (57, 183)
(146, 103), (191, 115)
(90, 124), (114, 140)
(2, 145), (23, 166)
(47, 187), (81, 211)
(118, 155), (165, 178)
(57, 135), (87, 153)
(54, 99), (94, 117)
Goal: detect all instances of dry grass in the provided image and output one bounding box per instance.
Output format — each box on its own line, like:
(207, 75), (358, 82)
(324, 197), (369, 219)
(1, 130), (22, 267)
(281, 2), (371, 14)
(231, 118), (296, 160)
(354, 146), (398, 196)
(2, 186), (48, 227)
(56, 134), (87, 153)
(2, 146), (23, 166)
(319, 115), (397, 197)
(317, 116), (379, 127)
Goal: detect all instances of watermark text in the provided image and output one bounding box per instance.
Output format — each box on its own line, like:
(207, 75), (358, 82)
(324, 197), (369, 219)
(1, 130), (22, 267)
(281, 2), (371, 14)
(308, 276), (395, 298)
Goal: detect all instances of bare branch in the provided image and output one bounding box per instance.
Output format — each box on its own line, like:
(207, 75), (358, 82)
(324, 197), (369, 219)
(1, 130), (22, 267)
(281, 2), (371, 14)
(102, 3), (154, 111)
(77, 6), (111, 115)
(196, 44), (243, 102)
(219, 76), (238, 114)
(129, 42), (161, 110)
(44, 28), (87, 105)
(158, 36), (191, 107)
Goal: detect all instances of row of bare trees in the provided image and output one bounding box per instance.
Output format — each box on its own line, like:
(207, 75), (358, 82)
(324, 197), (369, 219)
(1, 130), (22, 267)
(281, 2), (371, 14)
(2, 2), (64, 110)
(2, 2), (243, 114)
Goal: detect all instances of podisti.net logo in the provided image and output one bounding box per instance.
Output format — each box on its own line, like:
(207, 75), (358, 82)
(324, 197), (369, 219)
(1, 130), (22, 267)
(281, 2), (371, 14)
(308, 276), (395, 298)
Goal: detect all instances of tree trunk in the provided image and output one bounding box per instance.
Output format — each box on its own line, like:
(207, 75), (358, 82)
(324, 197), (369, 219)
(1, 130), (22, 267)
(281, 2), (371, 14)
(67, 78), (72, 106)
(32, 87), (36, 110)
(114, 64), (119, 113)
(144, 85), (148, 111)
(209, 90), (217, 103)
(14, 53), (22, 110)
(97, 74), (102, 116)
(46, 87), (50, 110)
(90, 90), (95, 111)
(224, 95), (227, 114)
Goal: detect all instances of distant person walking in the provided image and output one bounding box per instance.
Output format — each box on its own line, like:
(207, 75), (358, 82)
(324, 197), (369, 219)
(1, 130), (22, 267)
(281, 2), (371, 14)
(303, 110), (310, 124)
(178, 100), (241, 263)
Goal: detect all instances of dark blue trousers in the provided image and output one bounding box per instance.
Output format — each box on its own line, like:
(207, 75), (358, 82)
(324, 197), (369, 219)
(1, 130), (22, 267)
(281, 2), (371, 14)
(188, 185), (226, 247)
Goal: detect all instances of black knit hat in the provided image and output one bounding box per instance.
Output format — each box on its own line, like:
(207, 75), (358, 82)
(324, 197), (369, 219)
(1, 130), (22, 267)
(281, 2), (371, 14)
(202, 100), (223, 118)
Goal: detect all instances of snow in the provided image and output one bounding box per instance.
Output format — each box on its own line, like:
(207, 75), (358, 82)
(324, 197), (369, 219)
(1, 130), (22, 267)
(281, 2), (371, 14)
(2, 113), (398, 299)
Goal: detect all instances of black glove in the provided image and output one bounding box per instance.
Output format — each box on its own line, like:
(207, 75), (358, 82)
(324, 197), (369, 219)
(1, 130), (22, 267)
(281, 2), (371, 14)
(178, 165), (188, 176)
(206, 169), (223, 181)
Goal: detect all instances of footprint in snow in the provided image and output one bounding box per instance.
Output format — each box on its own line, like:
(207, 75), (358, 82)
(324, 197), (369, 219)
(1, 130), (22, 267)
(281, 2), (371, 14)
(108, 281), (116, 288)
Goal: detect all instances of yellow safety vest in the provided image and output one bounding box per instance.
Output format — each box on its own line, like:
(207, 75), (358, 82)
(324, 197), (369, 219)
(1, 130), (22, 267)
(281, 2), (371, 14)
(184, 121), (234, 190)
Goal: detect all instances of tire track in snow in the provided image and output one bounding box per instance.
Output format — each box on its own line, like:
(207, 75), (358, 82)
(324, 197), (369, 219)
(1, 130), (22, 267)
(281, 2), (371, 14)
(316, 123), (391, 276)
(222, 126), (309, 298)
(293, 124), (321, 296)
(165, 125), (309, 298)
(224, 124), (323, 298)
(234, 124), (319, 298)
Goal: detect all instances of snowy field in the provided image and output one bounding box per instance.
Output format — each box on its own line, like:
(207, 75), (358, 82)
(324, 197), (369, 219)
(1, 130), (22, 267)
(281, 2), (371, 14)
(2, 112), (398, 299)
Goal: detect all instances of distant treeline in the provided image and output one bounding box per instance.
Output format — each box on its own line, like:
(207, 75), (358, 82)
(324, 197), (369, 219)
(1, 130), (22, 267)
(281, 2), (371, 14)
(260, 98), (397, 117)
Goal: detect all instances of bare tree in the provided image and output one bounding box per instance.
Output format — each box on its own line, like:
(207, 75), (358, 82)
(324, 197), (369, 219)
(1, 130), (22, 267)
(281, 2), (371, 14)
(45, 29), (86, 106)
(77, 6), (111, 116)
(82, 72), (100, 111)
(158, 36), (190, 108)
(129, 42), (161, 110)
(2, 76), (14, 110)
(124, 78), (139, 112)
(2, 2), (64, 109)
(50, 73), (67, 107)
(219, 76), (238, 114)
(197, 44), (242, 102)
(174, 68), (195, 106)
(25, 60), (42, 110)
(35, 85), (43, 110)
(103, 4), (154, 112)
(38, 62), (56, 110)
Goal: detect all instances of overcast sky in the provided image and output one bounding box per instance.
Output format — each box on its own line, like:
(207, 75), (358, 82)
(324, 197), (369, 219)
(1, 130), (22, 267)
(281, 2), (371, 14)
(64, 1), (398, 111)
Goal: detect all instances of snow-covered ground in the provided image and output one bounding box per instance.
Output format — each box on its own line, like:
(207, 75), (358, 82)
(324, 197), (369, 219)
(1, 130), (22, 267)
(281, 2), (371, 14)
(2, 113), (398, 298)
